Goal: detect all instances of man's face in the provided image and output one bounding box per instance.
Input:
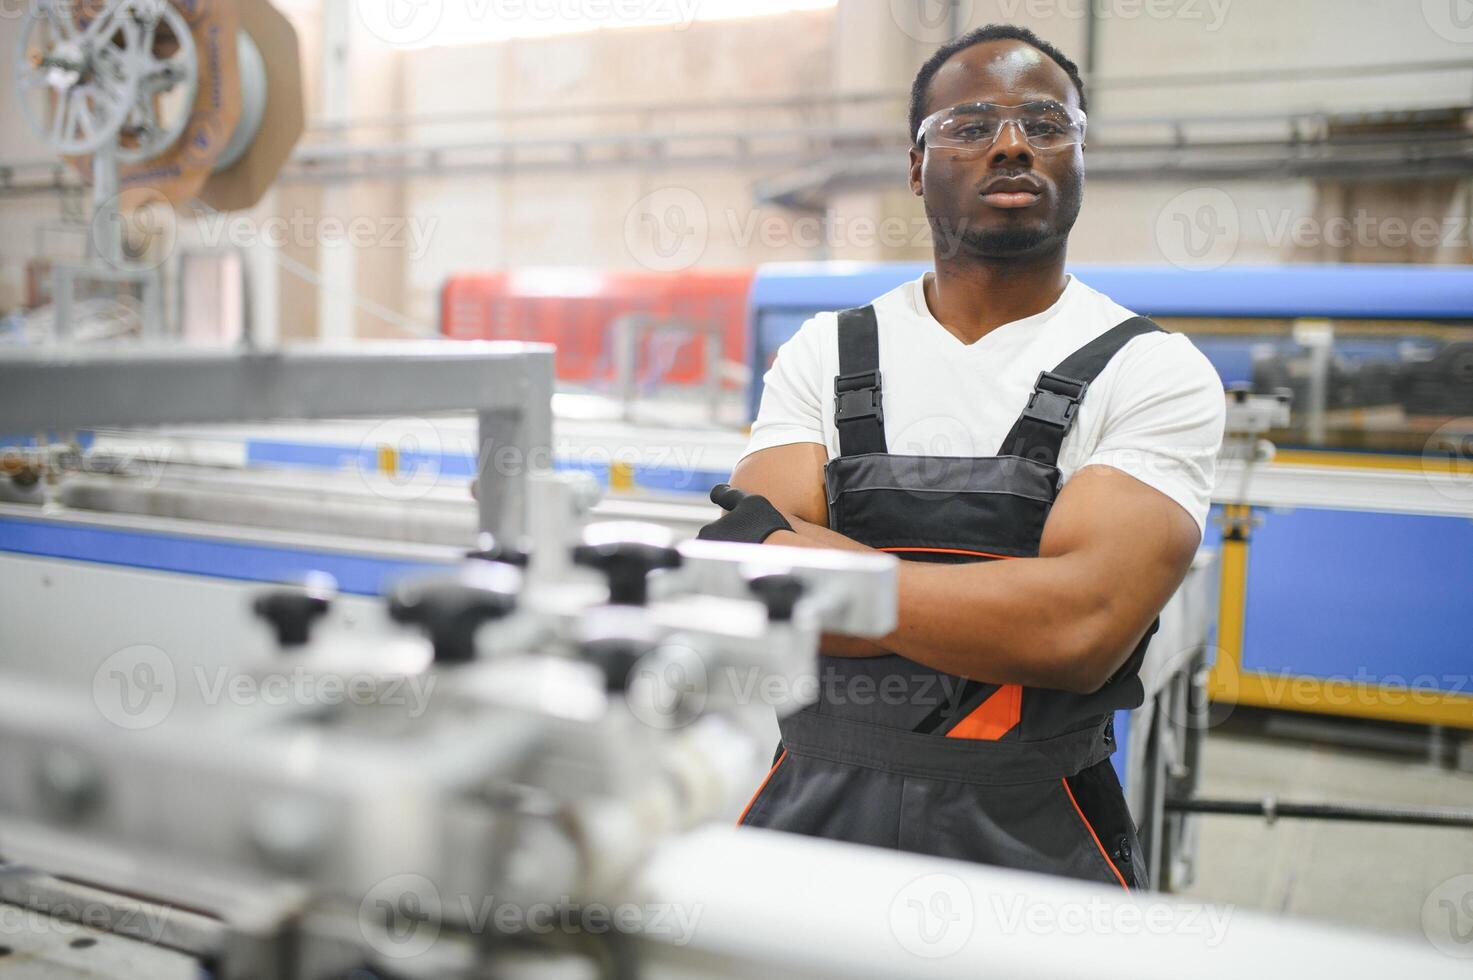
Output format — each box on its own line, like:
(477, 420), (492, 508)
(910, 40), (1085, 260)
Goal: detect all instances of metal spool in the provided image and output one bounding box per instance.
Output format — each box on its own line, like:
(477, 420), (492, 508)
(113, 0), (199, 164)
(14, 0), (270, 177)
(13, 0), (145, 156)
(214, 30), (267, 171)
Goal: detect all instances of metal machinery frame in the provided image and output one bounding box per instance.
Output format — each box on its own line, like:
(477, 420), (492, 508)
(0, 341), (554, 544)
(0, 523), (905, 977)
(611, 313), (727, 425)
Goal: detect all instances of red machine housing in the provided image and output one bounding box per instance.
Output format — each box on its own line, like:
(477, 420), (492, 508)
(440, 268), (754, 387)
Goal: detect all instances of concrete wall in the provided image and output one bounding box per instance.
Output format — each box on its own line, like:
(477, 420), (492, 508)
(1, 0), (1470, 334)
(395, 10), (837, 327)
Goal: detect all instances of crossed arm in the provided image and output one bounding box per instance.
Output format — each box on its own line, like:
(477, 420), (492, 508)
(729, 442), (1201, 695)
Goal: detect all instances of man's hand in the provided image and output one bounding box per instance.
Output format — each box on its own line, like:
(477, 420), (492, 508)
(697, 484), (794, 543)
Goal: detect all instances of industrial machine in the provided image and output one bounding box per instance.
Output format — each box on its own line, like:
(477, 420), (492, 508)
(0, 544), (1449, 979)
(1, 345), (1464, 979)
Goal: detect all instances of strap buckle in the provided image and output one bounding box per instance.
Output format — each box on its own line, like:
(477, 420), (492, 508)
(1022, 371), (1088, 430)
(834, 370), (883, 424)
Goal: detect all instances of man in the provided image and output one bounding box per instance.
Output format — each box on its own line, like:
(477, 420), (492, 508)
(699, 24), (1224, 891)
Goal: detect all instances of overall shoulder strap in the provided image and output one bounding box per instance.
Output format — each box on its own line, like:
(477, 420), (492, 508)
(834, 305), (887, 456)
(999, 315), (1163, 468)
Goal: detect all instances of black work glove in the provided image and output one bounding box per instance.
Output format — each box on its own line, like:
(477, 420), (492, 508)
(696, 483), (793, 543)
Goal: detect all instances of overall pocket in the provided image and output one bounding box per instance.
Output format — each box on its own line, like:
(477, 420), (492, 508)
(1061, 760), (1146, 891)
(823, 453), (1056, 558)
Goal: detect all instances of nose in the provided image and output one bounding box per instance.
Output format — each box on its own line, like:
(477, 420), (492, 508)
(988, 119), (1034, 167)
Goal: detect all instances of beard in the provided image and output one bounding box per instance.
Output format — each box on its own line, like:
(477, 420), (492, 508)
(932, 177), (1084, 261)
(958, 222), (1054, 257)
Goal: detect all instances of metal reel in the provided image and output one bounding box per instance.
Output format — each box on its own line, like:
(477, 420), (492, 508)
(115, 0), (199, 164)
(13, 0), (143, 156)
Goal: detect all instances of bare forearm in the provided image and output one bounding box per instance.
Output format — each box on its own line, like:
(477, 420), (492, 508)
(885, 557), (1128, 692)
(819, 634), (892, 656)
(880, 470), (1199, 692)
(767, 517), (875, 552)
(729, 456), (1195, 695)
(767, 517), (1138, 688)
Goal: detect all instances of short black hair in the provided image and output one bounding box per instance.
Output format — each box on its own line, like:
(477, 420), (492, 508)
(908, 24), (1088, 145)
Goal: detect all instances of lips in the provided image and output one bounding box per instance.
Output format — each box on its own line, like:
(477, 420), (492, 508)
(982, 191), (1040, 209)
(979, 175), (1044, 209)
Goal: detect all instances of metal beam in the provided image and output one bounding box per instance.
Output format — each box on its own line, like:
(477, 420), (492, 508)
(4, 106), (1470, 197)
(0, 342), (555, 540)
(1214, 459), (1473, 518)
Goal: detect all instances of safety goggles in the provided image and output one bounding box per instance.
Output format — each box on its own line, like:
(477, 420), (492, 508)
(916, 101), (1087, 152)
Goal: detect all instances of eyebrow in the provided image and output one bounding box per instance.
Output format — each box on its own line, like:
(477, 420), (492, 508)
(945, 98), (1070, 113)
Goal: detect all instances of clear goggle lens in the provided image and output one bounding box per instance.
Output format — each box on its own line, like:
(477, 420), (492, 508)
(918, 101), (1087, 151)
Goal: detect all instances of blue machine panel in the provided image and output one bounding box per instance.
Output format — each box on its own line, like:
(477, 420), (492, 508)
(246, 438), (478, 478)
(747, 261), (1473, 322)
(1241, 507), (1473, 691)
(0, 516), (450, 596)
(247, 440), (729, 496)
(746, 262), (1473, 417)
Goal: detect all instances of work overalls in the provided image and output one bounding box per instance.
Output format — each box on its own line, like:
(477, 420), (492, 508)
(738, 304), (1162, 891)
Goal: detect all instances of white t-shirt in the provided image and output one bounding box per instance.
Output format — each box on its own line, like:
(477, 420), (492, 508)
(743, 273), (1225, 536)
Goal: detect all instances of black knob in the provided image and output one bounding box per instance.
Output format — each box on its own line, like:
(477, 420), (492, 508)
(572, 526), (682, 607)
(388, 572), (518, 664)
(253, 586), (331, 648)
(580, 638), (648, 693)
(747, 573), (806, 623)
(465, 532), (529, 568)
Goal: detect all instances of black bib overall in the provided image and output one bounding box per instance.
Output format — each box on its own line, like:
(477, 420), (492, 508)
(738, 305), (1163, 891)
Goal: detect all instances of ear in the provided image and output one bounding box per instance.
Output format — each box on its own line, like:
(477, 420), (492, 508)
(908, 146), (924, 196)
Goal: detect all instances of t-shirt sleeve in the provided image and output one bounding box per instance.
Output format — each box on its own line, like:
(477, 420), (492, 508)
(742, 314), (831, 459)
(1082, 334), (1225, 537)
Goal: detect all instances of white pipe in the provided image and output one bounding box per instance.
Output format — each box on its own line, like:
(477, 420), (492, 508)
(625, 825), (1464, 980)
